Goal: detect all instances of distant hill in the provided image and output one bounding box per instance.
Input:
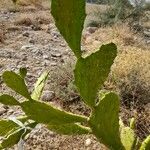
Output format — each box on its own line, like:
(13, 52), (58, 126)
(87, 0), (150, 6)
(129, 0), (150, 7)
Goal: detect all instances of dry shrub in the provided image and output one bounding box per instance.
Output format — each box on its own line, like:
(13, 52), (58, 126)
(14, 12), (52, 27)
(17, 0), (43, 8)
(83, 23), (147, 53)
(47, 61), (91, 117)
(0, 0), (13, 9)
(83, 23), (150, 139)
(84, 24), (149, 104)
(85, 4), (110, 27)
(111, 23), (137, 46)
(14, 14), (35, 26)
(136, 108), (150, 140)
(29, 0), (42, 7)
(108, 48), (150, 139)
(48, 61), (76, 102)
(35, 12), (52, 25)
(112, 49), (150, 104)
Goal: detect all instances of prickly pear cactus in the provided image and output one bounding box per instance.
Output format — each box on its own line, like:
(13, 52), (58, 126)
(51, 0), (85, 58)
(140, 135), (150, 150)
(0, 0), (149, 150)
(89, 92), (124, 149)
(74, 43), (117, 107)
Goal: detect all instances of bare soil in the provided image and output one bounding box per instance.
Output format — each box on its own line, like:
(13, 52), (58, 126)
(0, 2), (106, 150)
(0, 1), (149, 150)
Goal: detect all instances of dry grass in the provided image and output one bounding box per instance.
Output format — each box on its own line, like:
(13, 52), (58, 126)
(82, 22), (150, 139)
(83, 23), (148, 52)
(14, 14), (35, 26)
(110, 49), (150, 139)
(85, 4), (110, 27)
(48, 61), (77, 102)
(84, 23), (150, 103)
(0, 0), (14, 10)
(17, 0), (51, 10)
(112, 49), (150, 103)
(0, 0), (49, 10)
(86, 3), (109, 15)
(36, 12), (52, 25)
(17, 0), (43, 8)
(14, 12), (52, 27)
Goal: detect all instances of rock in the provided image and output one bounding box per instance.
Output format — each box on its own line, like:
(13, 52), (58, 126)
(7, 26), (20, 31)
(41, 91), (55, 102)
(22, 56), (27, 61)
(60, 43), (66, 47)
(44, 40), (48, 44)
(144, 31), (150, 37)
(46, 27), (51, 34)
(85, 138), (92, 147)
(53, 35), (58, 39)
(36, 60), (41, 64)
(43, 60), (50, 66)
(51, 52), (62, 58)
(86, 36), (93, 43)
(10, 12), (14, 15)
(50, 62), (57, 66)
(22, 26), (32, 31)
(8, 109), (14, 114)
(2, 105), (9, 109)
(46, 24), (55, 33)
(21, 45), (33, 51)
(32, 48), (40, 53)
(145, 103), (150, 114)
(51, 57), (58, 61)
(60, 58), (64, 63)
(81, 46), (86, 52)
(93, 40), (100, 46)
(0, 107), (7, 115)
(29, 38), (35, 44)
(27, 73), (35, 78)
(22, 31), (29, 37)
(86, 27), (97, 34)
(51, 30), (60, 37)
(146, 40), (150, 44)
(4, 16), (9, 19)
(31, 25), (41, 31)
(43, 54), (49, 60)
(17, 64), (26, 69)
